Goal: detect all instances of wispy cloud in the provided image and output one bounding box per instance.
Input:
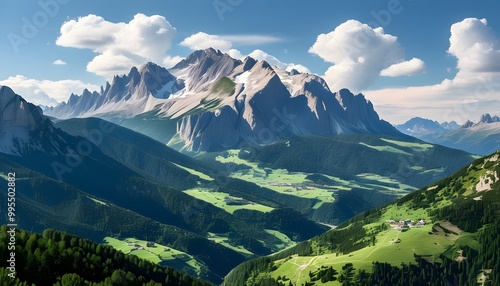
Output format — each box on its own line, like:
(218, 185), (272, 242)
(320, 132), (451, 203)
(52, 59), (67, 65)
(219, 35), (284, 46)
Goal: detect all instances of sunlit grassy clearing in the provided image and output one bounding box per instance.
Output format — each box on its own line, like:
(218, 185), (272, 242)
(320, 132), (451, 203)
(183, 188), (274, 214)
(171, 162), (214, 181)
(359, 142), (412, 155)
(87, 196), (108, 206)
(380, 138), (433, 151)
(104, 237), (202, 274)
(207, 232), (253, 255)
(264, 229), (296, 250)
(215, 150), (414, 208)
(270, 224), (457, 286)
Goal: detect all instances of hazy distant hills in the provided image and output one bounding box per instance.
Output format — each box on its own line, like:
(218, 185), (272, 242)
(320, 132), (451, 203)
(397, 115), (500, 155)
(395, 117), (460, 135)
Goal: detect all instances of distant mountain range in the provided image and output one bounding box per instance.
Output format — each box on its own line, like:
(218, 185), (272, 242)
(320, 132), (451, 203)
(47, 48), (401, 152)
(396, 115), (500, 155)
(395, 117), (460, 135)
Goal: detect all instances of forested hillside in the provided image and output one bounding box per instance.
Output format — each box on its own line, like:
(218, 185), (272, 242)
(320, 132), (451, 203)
(224, 151), (500, 285)
(0, 227), (213, 286)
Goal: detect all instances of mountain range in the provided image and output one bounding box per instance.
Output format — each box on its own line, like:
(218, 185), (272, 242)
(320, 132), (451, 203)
(397, 115), (500, 155)
(395, 117), (460, 135)
(0, 48), (495, 285)
(47, 48), (400, 152)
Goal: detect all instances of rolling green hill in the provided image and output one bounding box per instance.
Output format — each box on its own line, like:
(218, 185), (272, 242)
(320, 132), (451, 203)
(224, 150), (500, 285)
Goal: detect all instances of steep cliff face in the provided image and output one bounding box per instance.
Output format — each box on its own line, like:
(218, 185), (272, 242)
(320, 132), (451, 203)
(176, 59), (400, 152)
(46, 48), (402, 152)
(0, 86), (60, 156)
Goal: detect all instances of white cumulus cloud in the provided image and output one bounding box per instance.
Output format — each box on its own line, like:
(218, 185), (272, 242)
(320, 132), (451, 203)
(53, 59), (67, 65)
(364, 18), (500, 124)
(448, 18), (500, 73)
(163, 55), (185, 68)
(180, 32), (233, 51)
(219, 35), (283, 46)
(380, 58), (427, 77)
(309, 19), (425, 91)
(0, 75), (99, 106)
(56, 13), (177, 78)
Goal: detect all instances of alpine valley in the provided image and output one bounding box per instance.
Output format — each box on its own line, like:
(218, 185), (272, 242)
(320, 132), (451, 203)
(0, 48), (497, 285)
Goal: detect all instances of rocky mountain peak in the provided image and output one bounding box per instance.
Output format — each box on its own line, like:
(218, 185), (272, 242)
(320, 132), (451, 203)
(462, 120), (474, 128)
(462, 114), (500, 128)
(478, 113), (500, 124)
(242, 56), (257, 71)
(0, 86), (45, 130)
(0, 85), (52, 155)
(173, 48), (225, 70)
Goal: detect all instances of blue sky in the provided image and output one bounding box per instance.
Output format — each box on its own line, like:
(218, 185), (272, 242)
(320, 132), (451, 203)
(1, 0), (500, 123)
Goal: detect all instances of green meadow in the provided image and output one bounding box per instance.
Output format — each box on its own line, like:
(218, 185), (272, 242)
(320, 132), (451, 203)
(103, 237), (203, 276)
(269, 223), (460, 286)
(215, 150), (414, 209)
(183, 188), (274, 214)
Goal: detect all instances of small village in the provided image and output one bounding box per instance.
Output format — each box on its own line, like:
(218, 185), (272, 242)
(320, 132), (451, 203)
(386, 218), (427, 232)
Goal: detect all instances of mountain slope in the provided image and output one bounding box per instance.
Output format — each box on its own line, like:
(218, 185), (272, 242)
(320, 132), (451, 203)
(1, 87), (329, 283)
(46, 48), (402, 152)
(232, 134), (477, 187)
(196, 134), (477, 224)
(224, 150), (500, 285)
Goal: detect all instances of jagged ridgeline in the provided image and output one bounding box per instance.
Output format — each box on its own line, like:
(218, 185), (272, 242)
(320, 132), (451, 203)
(224, 151), (500, 286)
(0, 227), (213, 286)
(45, 48), (402, 152)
